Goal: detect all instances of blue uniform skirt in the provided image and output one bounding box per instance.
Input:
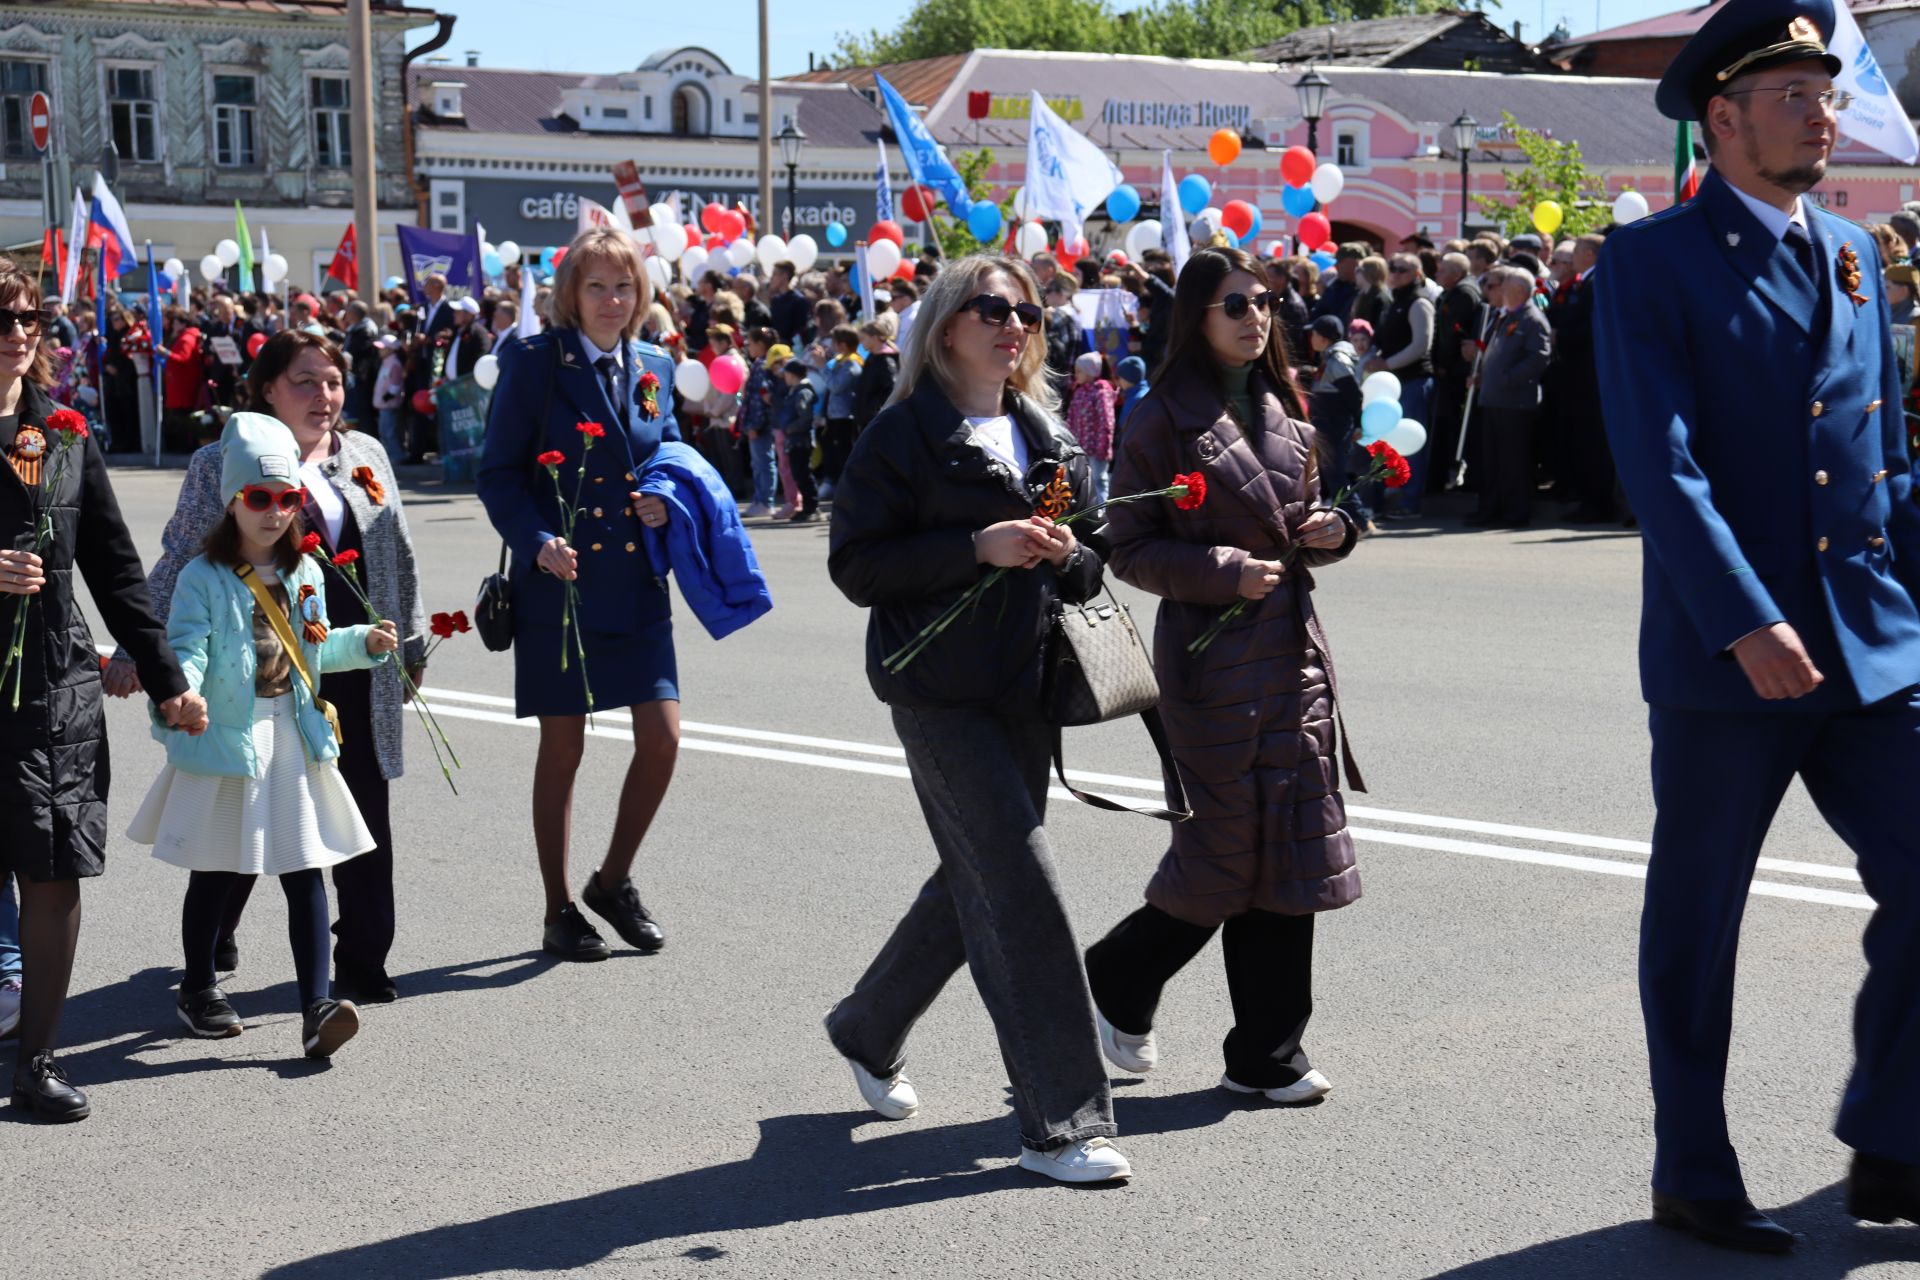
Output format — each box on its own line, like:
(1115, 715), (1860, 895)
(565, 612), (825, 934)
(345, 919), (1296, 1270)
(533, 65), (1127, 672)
(513, 618), (679, 718)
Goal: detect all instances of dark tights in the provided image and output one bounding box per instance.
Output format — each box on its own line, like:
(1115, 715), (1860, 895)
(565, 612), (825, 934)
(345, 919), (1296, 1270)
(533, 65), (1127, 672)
(183, 870), (330, 1008)
(15, 878), (80, 1056)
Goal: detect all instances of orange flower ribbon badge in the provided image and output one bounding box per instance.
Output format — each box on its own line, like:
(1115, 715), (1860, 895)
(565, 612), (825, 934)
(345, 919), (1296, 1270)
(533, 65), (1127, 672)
(297, 583), (329, 645)
(1034, 465), (1074, 520)
(351, 465), (386, 506)
(1839, 243), (1868, 307)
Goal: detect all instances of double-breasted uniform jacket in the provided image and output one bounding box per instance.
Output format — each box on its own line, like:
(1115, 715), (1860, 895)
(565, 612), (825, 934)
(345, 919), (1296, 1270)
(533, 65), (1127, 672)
(1596, 169), (1920, 710)
(1, 380), (186, 881)
(476, 329), (682, 637)
(1105, 366), (1362, 927)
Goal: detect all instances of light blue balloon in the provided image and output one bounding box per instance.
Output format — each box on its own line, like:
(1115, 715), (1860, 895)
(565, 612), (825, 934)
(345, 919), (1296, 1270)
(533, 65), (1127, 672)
(542, 245), (562, 270)
(1240, 207), (1263, 246)
(1106, 184), (1141, 223)
(482, 250), (503, 277)
(825, 221), (848, 248)
(1178, 174), (1211, 216)
(967, 201), (1004, 243)
(384, 275), (404, 291)
(1310, 251), (1336, 269)
(1360, 398), (1401, 443)
(1281, 184), (1317, 218)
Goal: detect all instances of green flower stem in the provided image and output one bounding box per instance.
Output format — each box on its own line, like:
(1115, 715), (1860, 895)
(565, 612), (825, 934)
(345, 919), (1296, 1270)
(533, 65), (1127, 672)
(1, 432), (84, 712)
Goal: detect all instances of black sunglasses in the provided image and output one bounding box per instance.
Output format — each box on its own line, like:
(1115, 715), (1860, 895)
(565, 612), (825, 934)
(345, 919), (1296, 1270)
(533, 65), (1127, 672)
(0, 308), (49, 337)
(1207, 291), (1277, 321)
(963, 294), (1043, 330)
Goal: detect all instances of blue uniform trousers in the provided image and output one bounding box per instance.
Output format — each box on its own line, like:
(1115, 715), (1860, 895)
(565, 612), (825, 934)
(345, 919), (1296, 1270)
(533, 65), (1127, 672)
(1644, 689), (1920, 1198)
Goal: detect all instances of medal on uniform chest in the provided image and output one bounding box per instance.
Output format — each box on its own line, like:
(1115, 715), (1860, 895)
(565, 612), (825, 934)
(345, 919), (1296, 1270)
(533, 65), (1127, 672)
(298, 583), (328, 644)
(1838, 243), (1868, 306)
(8, 424), (45, 486)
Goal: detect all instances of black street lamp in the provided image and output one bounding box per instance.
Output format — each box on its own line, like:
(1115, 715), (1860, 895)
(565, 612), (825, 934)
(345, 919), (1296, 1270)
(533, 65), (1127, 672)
(1451, 111), (1478, 239)
(776, 119), (806, 239)
(1294, 66), (1331, 155)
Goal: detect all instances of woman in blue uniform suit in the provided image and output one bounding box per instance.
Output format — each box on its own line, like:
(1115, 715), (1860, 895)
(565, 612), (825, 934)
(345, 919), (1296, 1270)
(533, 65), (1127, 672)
(478, 228), (682, 962)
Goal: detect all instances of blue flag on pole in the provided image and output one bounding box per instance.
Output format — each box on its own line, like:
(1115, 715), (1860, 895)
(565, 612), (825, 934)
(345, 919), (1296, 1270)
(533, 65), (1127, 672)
(874, 139), (893, 224)
(144, 243), (166, 397)
(873, 73), (971, 217)
(396, 224), (483, 306)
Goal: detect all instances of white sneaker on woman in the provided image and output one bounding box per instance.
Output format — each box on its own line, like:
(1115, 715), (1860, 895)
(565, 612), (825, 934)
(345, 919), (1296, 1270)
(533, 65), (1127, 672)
(849, 1061), (919, 1120)
(1017, 1137), (1133, 1183)
(1221, 1069), (1332, 1104)
(1095, 1011), (1157, 1074)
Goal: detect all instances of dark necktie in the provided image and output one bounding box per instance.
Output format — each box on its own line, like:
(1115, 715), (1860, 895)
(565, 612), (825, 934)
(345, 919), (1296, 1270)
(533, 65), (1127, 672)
(595, 354), (625, 424)
(1784, 223), (1818, 283)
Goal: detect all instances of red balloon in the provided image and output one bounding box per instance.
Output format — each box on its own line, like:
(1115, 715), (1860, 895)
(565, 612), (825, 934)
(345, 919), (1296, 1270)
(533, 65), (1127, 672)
(1106, 250), (1129, 267)
(1280, 145), (1317, 188)
(705, 234), (724, 250)
(411, 388), (436, 416)
(246, 332), (267, 359)
(701, 202), (726, 233)
(1221, 200), (1256, 239)
(899, 186), (937, 223)
(869, 220), (904, 248)
(718, 210), (746, 241)
(1297, 212), (1332, 249)
(892, 262), (916, 281)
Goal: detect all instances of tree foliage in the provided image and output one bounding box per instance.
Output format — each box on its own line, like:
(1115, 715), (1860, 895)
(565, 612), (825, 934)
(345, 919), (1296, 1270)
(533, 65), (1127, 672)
(831, 0), (1460, 68)
(1470, 111), (1611, 239)
(927, 147), (1006, 261)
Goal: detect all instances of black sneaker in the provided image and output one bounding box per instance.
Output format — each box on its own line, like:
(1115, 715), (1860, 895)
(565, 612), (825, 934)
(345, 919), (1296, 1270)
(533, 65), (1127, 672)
(11, 1050), (89, 1121)
(302, 999), (360, 1059)
(542, 903), (612, 962)
(214, 934), (240, 973)
(581, 872), (666, 953)
(176, 985), (244, 1038)
(334, 968), (399, 1005)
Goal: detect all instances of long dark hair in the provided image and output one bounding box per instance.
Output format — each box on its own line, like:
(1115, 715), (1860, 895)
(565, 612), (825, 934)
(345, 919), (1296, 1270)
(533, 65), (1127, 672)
(200, 508), (306, 574)
(1154, 246), (1306, 422)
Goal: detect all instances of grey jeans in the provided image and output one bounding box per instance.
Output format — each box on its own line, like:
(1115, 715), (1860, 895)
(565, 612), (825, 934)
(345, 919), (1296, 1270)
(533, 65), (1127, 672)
(826, 704), (1117, 1152)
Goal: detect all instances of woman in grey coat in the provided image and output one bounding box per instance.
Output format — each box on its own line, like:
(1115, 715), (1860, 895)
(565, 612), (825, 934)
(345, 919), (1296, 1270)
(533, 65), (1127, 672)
(106, 331), (426, 1003)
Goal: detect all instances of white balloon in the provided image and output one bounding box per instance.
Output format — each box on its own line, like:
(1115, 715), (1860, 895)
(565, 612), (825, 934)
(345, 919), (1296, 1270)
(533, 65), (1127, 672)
(648, 202), (678, 228)
(786, 233), (819, 273)
(680, 245), (709, 281)
(481, 241), (497, 261)
(639, 221), (686, 263)
(1125, 220), (1163, 259)
(1010, 186), (1029, 219)
(643, 256), (671, 291)
(472, 353), (500, 390)
(756, 234), (788, 272)
(1361, 371), (1402, 406)
(1384, 418), (1428, 456)
(498, 240), (522, 266)
(1189, 207), (1224, 244)
(725, 238), (755, 269)
(214, 238), (241, 267)
(263, 253), (288, 285)
(1014, 220), (1048, 258)
(866, 238), (902, 279)
(1611, 189), (1650, 225)
(200, 254), (224, 280)
(163, 257), (185, 278)
(1310, 162), (1345, 205)
(674, 358), (711, 401)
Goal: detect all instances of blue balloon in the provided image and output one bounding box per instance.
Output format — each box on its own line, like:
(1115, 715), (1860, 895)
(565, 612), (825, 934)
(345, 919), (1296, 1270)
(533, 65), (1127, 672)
(1360, 398), (1401, 443)
(482, 250), (503, 277)
(825, 221), (848, 248)
(1241, 207), (1263, 246)
(1178, 174), (1211, 216)
(1106, 184), (1142, 224)
(1281, 184), (1317, 218)
(384, 275), (404, 291)
(1310, 251), (1336, 270)
(967, 201), (1004, 243)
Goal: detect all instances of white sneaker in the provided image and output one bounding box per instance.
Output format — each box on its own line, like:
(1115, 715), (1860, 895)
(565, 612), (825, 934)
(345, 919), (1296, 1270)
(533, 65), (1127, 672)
(1221, 1069), (1332, 1104)
(0, 977), (19, 1037)
(849, 1061), (919, 1120)
(1017, 1137), (1133, 1184)
(745, 502), (772, 518)
(1096, 1011), (1157, 1074)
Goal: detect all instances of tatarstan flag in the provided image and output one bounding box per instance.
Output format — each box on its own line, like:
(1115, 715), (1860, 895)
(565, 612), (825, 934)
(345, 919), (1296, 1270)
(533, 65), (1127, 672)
(1673, 120), (1699, 207)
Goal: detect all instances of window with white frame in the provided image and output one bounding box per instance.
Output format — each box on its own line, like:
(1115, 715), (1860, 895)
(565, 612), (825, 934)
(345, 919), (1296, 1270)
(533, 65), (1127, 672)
(107, 66), (159, 163)
(213, 73), (260, 167)
(430, 179), (464, 231)
(0, 60), (48, 161)
(311, 75), (350, 167)
(1333, 123), (1368, 170)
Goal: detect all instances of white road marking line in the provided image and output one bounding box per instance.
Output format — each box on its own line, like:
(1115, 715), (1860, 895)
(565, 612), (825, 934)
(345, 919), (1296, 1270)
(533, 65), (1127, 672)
(419, 702), (1873, 912)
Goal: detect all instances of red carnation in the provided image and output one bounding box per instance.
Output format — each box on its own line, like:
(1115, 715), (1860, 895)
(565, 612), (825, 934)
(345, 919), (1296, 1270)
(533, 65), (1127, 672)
(638, 372), (660, 392)
(536, 450), (566, 467)
(430, 612), (455, 639)
(331, 549), (360, 567)
(1366, 440), (1412, 489)
(1173, 471), (1208, 511)
(45, 408), (88, 438)
(450, 611), (471, 634)
(298, 532), (323, 555)
(577, 421), (606, 439)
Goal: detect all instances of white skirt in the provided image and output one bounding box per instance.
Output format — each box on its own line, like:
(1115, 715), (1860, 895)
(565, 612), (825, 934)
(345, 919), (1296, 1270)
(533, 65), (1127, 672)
(128, 694), (375, 875)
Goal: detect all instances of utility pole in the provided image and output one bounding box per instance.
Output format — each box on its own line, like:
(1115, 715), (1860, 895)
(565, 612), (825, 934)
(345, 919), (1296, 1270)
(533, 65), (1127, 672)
(348, 0), (380, 289)
(757, 0), (772, 241)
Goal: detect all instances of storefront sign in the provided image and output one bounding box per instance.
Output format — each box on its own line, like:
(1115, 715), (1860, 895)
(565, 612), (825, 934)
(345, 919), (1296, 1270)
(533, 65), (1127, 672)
(1100, 98), (1251, 131)
(978, 94), (1084, 122)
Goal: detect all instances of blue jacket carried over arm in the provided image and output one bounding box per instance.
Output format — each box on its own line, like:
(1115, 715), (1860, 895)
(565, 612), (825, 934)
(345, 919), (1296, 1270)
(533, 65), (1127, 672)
(636, 441), (774, 641)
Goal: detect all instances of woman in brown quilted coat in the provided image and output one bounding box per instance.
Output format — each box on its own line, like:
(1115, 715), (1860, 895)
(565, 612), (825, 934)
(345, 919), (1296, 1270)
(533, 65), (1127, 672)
(1084, 245), (1362, 1105)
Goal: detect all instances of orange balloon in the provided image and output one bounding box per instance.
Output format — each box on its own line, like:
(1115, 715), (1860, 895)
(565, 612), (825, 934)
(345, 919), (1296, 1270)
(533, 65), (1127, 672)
(1208, 128), (1242, 167)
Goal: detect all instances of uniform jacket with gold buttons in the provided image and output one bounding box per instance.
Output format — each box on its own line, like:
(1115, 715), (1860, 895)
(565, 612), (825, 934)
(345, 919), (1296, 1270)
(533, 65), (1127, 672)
(477, 328), (681, 635)
(1596, 168), (1920, 711)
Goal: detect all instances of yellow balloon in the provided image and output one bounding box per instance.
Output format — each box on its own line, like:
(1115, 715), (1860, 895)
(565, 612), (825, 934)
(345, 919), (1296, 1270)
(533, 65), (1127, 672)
(1532, 200), (1564, 236)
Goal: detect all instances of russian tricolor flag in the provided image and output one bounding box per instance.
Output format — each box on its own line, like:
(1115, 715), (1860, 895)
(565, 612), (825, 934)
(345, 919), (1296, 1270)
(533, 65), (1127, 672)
(87, 172), (136, 284)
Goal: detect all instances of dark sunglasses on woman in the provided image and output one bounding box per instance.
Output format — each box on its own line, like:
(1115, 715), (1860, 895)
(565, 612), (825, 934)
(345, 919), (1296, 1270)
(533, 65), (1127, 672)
(1207, 292), (1277, 321)
(0, 308), (51, 337)
(238, 485), (309, 514)
(963, 294), (1044, 330)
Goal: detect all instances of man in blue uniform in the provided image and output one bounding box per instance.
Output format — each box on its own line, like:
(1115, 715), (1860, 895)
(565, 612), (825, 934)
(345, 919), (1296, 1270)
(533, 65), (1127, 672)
(1596, 0), (1920, 1252)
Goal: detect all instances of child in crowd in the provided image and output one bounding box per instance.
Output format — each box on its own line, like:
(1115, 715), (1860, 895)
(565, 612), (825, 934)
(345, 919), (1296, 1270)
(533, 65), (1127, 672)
(774, 357), (819, 522)
(372, 336), (406, 463)
(1347, 318), (1374, 362)
(739, 328), (779, 518)
(763, 344), (796, 519)
(129, 413), (397, 1060)
(1066, 351), (1116, 505)
(1113, 355), (1149, 452)
(818, 325), (863, 500)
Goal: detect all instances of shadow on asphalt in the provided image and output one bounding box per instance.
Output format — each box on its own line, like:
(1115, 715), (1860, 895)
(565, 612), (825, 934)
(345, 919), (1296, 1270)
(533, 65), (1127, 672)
(1423, 1182), (1920, 1278)
(258, 1088), (1242, 1278)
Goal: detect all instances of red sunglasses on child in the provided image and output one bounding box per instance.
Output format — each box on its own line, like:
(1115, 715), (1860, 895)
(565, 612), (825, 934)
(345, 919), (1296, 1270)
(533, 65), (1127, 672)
(238, 484), (308, 514)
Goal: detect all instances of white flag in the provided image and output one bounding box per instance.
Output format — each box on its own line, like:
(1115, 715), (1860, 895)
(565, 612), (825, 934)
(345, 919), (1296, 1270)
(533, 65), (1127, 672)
(60, 187), (85, 304)
(578, 196), (628, 234)
(1025, 91), (1122, 249)
(1830, 3), (1918, 163)
(518, 255), (540, 339)
(1160, 151), (1191, 275)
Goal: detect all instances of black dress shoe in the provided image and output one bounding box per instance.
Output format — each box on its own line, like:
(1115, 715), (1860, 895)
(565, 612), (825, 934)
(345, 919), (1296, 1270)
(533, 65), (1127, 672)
(12, 1050), (90, 1121)
(1651, 1192), (1794, 1253)
(176, 985), (245, 1038)
(543, 903), (612, 962)
(334, 968), (399, 1005)
(1849, 1152), (1920, 1225)
(215, 934), (239, 973)
(581, 872), (666, 953)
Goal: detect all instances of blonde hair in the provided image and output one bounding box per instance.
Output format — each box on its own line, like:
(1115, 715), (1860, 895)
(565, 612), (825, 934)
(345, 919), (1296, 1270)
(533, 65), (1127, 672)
(891, 254), (1056, 415)
(858, 311), (897, 344)
(550, 227), (649, 340)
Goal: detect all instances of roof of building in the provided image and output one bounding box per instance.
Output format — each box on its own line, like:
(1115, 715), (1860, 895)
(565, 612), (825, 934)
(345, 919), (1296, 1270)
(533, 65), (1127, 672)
(1245, 13), (1474, 64)
(1558, 0), (1920, 47)
(780, 54), (971, 108)
(74, 0), (439, 16)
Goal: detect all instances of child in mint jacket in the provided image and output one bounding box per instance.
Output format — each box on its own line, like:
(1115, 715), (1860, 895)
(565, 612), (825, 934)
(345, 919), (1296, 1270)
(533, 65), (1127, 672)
(128, 412), (397, 1060)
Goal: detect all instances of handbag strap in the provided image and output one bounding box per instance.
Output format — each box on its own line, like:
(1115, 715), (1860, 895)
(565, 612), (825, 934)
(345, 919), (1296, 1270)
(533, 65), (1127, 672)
(234, 563), (321, 702)
(1052, 708), (1192, 822)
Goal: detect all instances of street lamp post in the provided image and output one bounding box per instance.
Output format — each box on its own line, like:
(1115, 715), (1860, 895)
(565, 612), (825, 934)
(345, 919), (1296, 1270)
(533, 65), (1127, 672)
(776, 119), (806, 239)
(1294, 66), (1331, 155)
(1451, 111), (1478, 240)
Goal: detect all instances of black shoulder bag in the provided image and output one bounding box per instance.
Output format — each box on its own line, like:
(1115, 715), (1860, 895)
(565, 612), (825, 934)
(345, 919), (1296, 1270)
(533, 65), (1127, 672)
(474, 340), (560, 652)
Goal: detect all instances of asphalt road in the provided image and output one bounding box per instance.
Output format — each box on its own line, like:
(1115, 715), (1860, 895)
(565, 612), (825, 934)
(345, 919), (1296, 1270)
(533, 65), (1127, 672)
(14, 460), (1916, 1280)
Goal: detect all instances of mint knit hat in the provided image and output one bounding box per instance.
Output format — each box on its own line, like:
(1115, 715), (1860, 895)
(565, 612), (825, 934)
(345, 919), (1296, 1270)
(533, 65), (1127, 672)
(218, 411), (301, 504)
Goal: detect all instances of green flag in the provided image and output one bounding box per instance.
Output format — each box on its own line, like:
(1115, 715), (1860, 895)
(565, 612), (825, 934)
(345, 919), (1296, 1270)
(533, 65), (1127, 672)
(1672, 121), (1699, 207)
(234, 201), (255, 282)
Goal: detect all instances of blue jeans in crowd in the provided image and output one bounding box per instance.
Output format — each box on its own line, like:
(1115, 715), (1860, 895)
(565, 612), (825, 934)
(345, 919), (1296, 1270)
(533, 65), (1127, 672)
(378, 406), (404, 463)
(1088, 458), (1110, 507)
(0, 873), (20, 983)
(1383, 374), (1434, 516)
(749, 432), (778, 508)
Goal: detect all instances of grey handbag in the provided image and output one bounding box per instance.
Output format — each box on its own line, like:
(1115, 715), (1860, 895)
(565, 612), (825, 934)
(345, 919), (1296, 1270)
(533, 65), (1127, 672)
(1043, 587), (1191, 821)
